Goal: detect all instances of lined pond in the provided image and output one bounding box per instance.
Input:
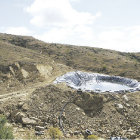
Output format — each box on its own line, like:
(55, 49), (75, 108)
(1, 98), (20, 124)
(54, 71), (140, 93)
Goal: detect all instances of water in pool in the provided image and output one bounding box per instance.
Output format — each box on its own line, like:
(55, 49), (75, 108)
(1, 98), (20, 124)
(54, 71), (140, 93)
(73, 80), (133, 92)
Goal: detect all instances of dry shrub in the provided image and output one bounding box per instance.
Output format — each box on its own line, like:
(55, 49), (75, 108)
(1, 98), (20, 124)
(48, 127), (62, 139)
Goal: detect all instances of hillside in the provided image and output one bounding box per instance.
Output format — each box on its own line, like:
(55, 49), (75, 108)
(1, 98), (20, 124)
(0, 33), (140, 81)
(0, 33), (140, 139)
(0, 33), (70, 94)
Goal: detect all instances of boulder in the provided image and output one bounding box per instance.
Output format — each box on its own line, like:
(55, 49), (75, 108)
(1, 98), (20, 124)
(21, 117), (37, 125)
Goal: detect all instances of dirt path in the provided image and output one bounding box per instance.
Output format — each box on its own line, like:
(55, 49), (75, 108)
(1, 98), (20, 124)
(0, 80), (54, 102)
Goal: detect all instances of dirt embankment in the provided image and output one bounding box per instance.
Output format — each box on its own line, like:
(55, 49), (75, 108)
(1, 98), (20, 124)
(0, 60), (71, 94)
(1, 83), (140, 139)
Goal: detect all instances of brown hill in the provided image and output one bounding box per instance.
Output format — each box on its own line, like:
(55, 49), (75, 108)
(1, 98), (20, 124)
(0, 33), (140, 81)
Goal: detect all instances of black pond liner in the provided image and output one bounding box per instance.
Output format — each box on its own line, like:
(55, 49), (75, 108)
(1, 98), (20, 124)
(54, 71), (140, 93)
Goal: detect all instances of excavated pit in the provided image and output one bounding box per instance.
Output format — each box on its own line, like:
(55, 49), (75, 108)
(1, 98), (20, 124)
(54, 71), (140, 93)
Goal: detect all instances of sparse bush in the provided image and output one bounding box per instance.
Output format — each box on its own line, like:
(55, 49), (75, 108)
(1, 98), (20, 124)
(87, 134), (99, 139)
(101, 65), (107, 72)
(48, 127), (62, 139)
(0, 115), (14, 139)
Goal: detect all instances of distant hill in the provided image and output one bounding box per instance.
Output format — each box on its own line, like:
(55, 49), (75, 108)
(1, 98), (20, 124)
(0, 33), (140, 81)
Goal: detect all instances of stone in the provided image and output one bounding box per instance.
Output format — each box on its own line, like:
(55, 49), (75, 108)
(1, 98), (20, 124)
(5, 112), (10, 118)
(21, 117), (37, 125)
(106, 129), (110, 133)
(5, 122), (12, 127)
(115, 103), (124, 113)
(74, 131), (81, 135)
(119, 121), (123, 125)
(30, 117), (41, 122)
(128, 127), (133, 132)
(125, 103), (130, 107)
(21, 68), (29, 78)
(127, 132), (136, 139)
(122, 95), (128, 102)
(129, 133), (136, 139)
(35, 126), (45, 131)
(76, 107), (80, 111)
(35, 131), (44, 135)
(66, 133), (71, 138)
(82, 112), (85, 115)
(69, 130), (73, 135)
(80, 125), (85, 129)
(18, 102), (24, 108)
(22, 103), (29, 111)
(15, 112), (26, 122)
(115, 103), (123, 109)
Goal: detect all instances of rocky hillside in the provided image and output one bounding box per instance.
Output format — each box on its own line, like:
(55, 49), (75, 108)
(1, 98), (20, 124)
(0, 34), (71, 94)
(0, 33), (140, 139)
(0, 33), (140, 81)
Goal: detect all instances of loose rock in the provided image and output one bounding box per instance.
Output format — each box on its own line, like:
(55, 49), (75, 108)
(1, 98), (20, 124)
(21, 117), (37, 125)
(35, 126), (45, 131)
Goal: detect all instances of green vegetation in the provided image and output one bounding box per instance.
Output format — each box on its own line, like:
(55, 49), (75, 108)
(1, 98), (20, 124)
(48, 127), (63, 139)
(0, 115), (14, 139)
(87, 134), (99, 139)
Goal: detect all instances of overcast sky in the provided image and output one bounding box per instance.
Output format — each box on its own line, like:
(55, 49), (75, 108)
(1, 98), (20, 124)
(0, 0), (140, 52)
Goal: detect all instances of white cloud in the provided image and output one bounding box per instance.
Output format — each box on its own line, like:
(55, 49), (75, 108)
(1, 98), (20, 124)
(96, 26), (140, 52)
(26, 0), (101, 48)
(4, 26), (32, 36)
(25, 0), (140, 52)
(26, 0), (101, 28)
(35, 25), (96, 46)
(69, 0), (81, 2)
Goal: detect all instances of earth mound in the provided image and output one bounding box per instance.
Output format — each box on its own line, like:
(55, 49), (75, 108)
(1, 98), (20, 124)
(1, 84), (139, 139)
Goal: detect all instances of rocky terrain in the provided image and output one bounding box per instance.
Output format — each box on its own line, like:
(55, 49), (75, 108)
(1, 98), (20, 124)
(0, 33), (140, 139)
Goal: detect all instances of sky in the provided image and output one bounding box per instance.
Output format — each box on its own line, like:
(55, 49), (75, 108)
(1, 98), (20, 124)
(0, 0), (140, 52)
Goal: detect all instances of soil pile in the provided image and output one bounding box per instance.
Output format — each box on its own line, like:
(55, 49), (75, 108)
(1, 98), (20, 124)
(1, 84), (139, 139)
